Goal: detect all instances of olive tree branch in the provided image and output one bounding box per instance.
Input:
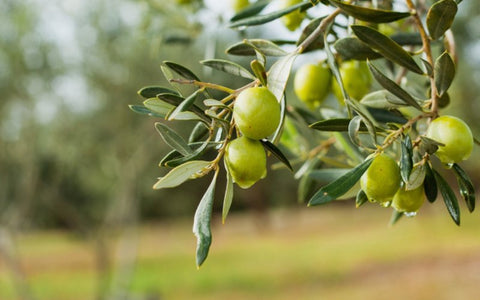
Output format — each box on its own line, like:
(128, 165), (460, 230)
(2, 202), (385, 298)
(296, 8), (342, 54)
(404, 0), (439, 118)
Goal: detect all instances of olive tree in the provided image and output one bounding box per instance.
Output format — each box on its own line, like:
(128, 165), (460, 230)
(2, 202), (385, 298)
(130, 0), (476, 267)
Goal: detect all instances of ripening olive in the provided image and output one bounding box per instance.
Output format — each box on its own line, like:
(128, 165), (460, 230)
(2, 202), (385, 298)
(360, 154), (401, 204)
(392, 185), (425, 213)
(278, 0), (305, 31)
(294, 63), (332, 109)
(426, 115), (473, 164)
(332, 60), (372, 104)
(224, 136), (267, 189)
(233, 87), (281, 140)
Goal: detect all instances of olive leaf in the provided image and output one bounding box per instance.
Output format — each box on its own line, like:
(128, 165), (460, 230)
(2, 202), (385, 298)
(229, 1), (314, 28)
(424, 163), (438, 203)
(334, 37), (382, 61)
(153, 160), (211, 190)
(310, 118), (368, 132)
(427, 0), (458, 40)
(226, 39), (287, 57)
(452, 163), (475, 213)
(329, 0), (411, 23)
(230, 0), (270, 22)
(406, 164), (427, 191)
(433, 169), (460, 225)
(389, 210), (404, 226)
(308, 158), (373, 206)
(356, 189), (368, 208)
(267, 52), (298, 101)
(138, 86), (179, 99)
(296, 17), (326, 53)
(163, 61), (201, 81)
(193, 170), (218, 267)
(434, 52), (456, 97)
(400, 136), (413, 183)
(261, 139), (293, 171)
(167, 89), (203, 121)
(155, 122), (193, 156)
(222, 162), (235, 224)
(129, 104), (164, 118)
(352, 25), (424, 75)
(200, 59), (256, 80)
(367, 61), (423, 110)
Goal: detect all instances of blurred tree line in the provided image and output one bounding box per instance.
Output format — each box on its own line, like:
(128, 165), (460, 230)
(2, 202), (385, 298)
(0, 0), (478, 235)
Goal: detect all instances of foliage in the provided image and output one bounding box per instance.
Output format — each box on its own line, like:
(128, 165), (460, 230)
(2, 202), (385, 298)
(131, 0), (477, 267)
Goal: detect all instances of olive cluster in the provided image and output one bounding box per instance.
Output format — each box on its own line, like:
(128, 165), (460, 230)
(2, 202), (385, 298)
(361, 115), (473, 213)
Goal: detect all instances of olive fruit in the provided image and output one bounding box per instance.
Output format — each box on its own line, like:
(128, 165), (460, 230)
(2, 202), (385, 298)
(360, 154), (401, 204)
(224, 136), (267, 189)
(392, 185), (425, 213)
(294, 63), (332, 109)
(231, 0), (249, 12)
(332, 60), (372, 104)
(278, 0), (305, 31)
(425, 115), (473, 164)
(233, 87), (281, 140)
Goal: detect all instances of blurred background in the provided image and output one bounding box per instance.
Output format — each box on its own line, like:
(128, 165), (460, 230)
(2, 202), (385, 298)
(1, 0), (480, 299)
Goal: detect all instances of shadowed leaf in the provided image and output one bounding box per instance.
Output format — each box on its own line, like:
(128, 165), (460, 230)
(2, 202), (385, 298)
(329, 0), (411, 23)
(452, 163), (475, 212)
(433, 169), (460, 225)
(427, 0), (457, 40)
(434, 52), (456, 97)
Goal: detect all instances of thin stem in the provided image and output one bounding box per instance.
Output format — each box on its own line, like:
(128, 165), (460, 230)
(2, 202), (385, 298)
(169, 79), (236, 94)
(296, 8), (342, 54)
(379, 113), (427, 150)
(405, 0), (439, 118)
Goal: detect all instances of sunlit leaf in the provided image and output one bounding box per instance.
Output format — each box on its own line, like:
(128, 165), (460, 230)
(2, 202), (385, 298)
(153, 160), (211, 190)
(193, 170), (218, 267)
(226, 39), (287, 57)
(434, 52), (456, 97)
(329, 0), (411, 23)
(427, 0), (457, 40)
(155, 122), (193, 156)
(267, 52), (298, 101)
(433, 169), (460, 225)
(308, 158), (373, 206)
(452, 163), (475, 212)
(201, 59), (256, 80)
(352, 25), (424, 74)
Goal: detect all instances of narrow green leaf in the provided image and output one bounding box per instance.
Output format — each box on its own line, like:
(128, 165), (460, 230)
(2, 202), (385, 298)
(201, 59), (256, 80)
(367, 107), (407, 124)
(138, 86), (179, 99)
(193, 170), (218, 267)
(308, 158), (373, 206)
(424, 163), (438, 203)
(167, 89), (202, 121)
(427, 0), (457, 40)
(155, 122), (193, 156)
(153, 160), (211, 190)
(348, 116), (363, 146)
(367, 61), (423, 110)
(143, 98), (174, 117)
(400, 136), (413, 183)
(189, 122), (210, 143)
(296, 17), (326, 52)
(329, 0), (411, 23)
(434, 52), (456, 97)
(229, 1), (313, 28)
(325, 29), (349, 105)
(163, 61), (200, 81)
(452, 164), (475, 212)
(222, 163), (235, 224)
(267, 52), (298, 101)
(360, 90), (406, 109)
(159, 149), (183, 167)
(226, 39), (287, 57)
(406, 164), (426, 191)
(356, 189), (368, 208)
(352, 25), (424, 74)
(230, 0), (269, 22)
(157, 93), (210, 122)
(310, 118), (367, 132)
(389, 209), (404, 226)
(261, 139), (293, 171)
(203, 99), (226, 108)
(164, 140), (211, 168)
(129, 104), (164, 118)
(334, 37), (382, 61)
(433, 169), (460, 225)
(421, 58), (434, 77)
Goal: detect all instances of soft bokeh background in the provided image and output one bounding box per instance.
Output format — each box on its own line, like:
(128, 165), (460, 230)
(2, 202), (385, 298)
(1, 0), (480, 299)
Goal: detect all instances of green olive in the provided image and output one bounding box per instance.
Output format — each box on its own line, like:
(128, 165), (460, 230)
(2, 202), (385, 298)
(392, 185), (425, 213)
(278, 0), (305, 31)
(224, 136), (267, 189)
(294, 63), (332, 109)
(426, 115), (473, 164)
(233, 87), (281, 140)
(332, 60), (372, 104)
(360, 154), (401, 204)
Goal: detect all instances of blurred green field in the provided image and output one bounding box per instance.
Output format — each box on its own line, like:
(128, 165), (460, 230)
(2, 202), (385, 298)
(1, 203), (480, 300)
